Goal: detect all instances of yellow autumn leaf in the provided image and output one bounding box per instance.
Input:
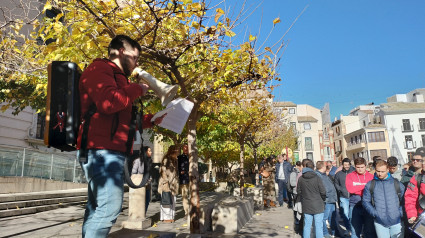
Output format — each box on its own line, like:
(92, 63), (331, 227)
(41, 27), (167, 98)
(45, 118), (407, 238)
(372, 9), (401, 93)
(265, 47), (273, 54)
(249, 35), (256, 42)
(53, 22), (62, 33)
(225, 30), (236, 37)
(215, 8), (224, 23)
(273, 17), (281, 25)
(43, 2), (52, 12)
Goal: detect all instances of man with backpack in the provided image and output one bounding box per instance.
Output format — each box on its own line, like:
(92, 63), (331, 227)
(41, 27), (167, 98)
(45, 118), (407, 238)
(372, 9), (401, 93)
(77, 35), (166, 238)
(297, 159), (326, 238)
(334, 158), (354, 236)
(316, 161), (338, 238)
(362, 160), (405, 237)
(405, 147), (425, 226)
(346, 157), (376, 238)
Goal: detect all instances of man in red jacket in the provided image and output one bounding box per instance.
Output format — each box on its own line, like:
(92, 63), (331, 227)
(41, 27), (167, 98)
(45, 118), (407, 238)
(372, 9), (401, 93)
(345, 157), (376, 238)
(77, 35), (165, 238)
(405, 147), (425, 225)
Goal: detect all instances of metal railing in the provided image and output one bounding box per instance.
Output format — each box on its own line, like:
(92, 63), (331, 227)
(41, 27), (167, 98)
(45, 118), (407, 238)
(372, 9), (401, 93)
(348, 139), (366, 147)
(0, 146), (85, 183)
(401, 125), (414, 132)
(404, 141), (417, 150)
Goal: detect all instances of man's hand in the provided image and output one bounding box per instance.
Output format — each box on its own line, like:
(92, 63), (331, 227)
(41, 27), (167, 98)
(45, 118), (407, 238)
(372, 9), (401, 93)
(153, 113), (167, 125)
(408, 217), (417, 224)
(139, 83), (149, 95)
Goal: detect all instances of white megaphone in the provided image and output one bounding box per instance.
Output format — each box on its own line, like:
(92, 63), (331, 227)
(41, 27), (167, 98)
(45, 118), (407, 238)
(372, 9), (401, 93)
(134, 68), (179, 106)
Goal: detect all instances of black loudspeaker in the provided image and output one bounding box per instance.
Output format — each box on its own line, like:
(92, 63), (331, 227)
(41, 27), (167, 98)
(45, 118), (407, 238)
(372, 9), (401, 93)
(44, 61), (81, 151)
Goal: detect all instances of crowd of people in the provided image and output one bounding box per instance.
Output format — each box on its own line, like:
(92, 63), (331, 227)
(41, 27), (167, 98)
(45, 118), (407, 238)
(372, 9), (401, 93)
(260, 147), (425, 238)
(75, 34), (425, 238)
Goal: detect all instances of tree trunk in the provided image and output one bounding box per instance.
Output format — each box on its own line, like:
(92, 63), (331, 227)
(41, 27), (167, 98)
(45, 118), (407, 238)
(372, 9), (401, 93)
(239, 140), (245, 198)
(253, 146), (259, 186)
(188, 104), (200, 234)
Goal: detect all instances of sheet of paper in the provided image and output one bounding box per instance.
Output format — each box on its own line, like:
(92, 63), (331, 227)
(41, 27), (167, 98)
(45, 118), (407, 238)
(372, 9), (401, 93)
(151, 98), (194, 134)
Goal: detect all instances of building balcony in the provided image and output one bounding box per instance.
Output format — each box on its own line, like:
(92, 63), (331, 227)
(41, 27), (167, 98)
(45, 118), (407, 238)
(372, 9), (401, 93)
(404, 141), (417, 150)
(347, 139), (366, 151)
(402, 125), (414, 132)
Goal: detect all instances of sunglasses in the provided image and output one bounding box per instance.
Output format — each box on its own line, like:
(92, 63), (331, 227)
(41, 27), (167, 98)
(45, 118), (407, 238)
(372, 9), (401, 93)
(412, 159), (425, 163)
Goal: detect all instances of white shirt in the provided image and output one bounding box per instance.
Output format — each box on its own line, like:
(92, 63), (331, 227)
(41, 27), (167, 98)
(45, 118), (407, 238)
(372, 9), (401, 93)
(278, 162), (285, 180)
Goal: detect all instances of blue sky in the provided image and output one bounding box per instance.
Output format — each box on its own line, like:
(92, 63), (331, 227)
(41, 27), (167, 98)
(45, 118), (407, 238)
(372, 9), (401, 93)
(225, 0), (425, 120)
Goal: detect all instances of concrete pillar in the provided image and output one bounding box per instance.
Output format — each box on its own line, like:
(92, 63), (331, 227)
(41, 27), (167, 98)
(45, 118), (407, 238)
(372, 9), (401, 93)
(121, 174), (151, 229)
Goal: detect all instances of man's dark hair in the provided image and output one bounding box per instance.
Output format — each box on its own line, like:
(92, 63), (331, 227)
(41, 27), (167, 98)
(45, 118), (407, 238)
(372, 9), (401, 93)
(108, 35), (142, 56)
(295, 161), (302, 167)
(387, 156), (398, 167)
(354, 157), (366, 166)
(316, 161), (325, 170)
(302, 159), (311, 168)
(372, 155), (382, 168)
(342, 158), (351, 164)
(305, 160), (314, 169)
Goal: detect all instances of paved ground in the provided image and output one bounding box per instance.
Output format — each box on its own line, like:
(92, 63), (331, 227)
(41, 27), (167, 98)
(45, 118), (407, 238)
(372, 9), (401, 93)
(0, 192), (299, 238)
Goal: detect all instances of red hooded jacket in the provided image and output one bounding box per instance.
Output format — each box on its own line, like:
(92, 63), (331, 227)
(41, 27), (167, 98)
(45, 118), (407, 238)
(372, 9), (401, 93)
(405, 174), (425, 219)
(76, 59), (153, 153)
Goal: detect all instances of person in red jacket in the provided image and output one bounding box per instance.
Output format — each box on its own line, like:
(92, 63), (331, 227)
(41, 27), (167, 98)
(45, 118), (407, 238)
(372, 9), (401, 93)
(405, 147), (425, 225)
(345, 157), (376, 238)
(77, 35), (165, 238)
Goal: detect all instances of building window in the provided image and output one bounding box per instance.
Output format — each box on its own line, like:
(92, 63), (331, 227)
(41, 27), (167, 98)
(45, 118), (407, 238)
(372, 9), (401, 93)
(289, 108), (295, 114)
(323, 129), (329, 140)
(408, 152), (415, 162)
(305, 137), (313, 150)
(336, 126), (340, 136)
(402, 119), (413, 132)
(363, 120), (366, 127)
(290, 122), (296, 130)
(306, 152), (313, 160)
(419, 118), (425, 131)
(36, 113), (46, 139)
(370, 149), (387, 160)
(304, 123), (311, 130)
(368, 131), (385, 142)
(405, 135), (414, 149)
(422, 135), (425, 147)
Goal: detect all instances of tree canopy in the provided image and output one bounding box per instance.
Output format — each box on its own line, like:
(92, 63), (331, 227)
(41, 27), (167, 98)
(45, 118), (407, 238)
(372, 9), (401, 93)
(0, 0), (291, 232)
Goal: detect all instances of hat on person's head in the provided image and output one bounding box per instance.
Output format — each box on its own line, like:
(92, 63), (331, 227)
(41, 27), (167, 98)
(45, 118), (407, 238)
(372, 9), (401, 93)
(414, 147), (425, 157)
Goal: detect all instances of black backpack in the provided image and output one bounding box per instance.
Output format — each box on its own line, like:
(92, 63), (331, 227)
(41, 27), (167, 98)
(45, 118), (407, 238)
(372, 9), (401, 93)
(44, 61), (149, 189)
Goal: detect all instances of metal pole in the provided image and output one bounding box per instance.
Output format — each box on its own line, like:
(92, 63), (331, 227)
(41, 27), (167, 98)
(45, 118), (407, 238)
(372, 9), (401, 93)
(73, 157), (77, 183)
(21, 148), (26, 177)
(50, 154), (54, 179)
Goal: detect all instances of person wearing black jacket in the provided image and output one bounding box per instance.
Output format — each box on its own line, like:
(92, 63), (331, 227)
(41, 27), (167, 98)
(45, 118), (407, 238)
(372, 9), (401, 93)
(334, 158), (354, 236)
(297, 159), (326, 238)
(177, 144), (189, 217)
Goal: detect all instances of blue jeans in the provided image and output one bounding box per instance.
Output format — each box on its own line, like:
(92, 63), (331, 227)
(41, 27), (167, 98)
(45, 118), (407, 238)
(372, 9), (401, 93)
(340, 197), (351, 232)
(80, 149), (126, 238)
(304, 213), (324, 238)
(374, 222), (403, 238)
(323, 203), (337, 236)
(277, 179), (288, 206)
(349, 203), (376, 238)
